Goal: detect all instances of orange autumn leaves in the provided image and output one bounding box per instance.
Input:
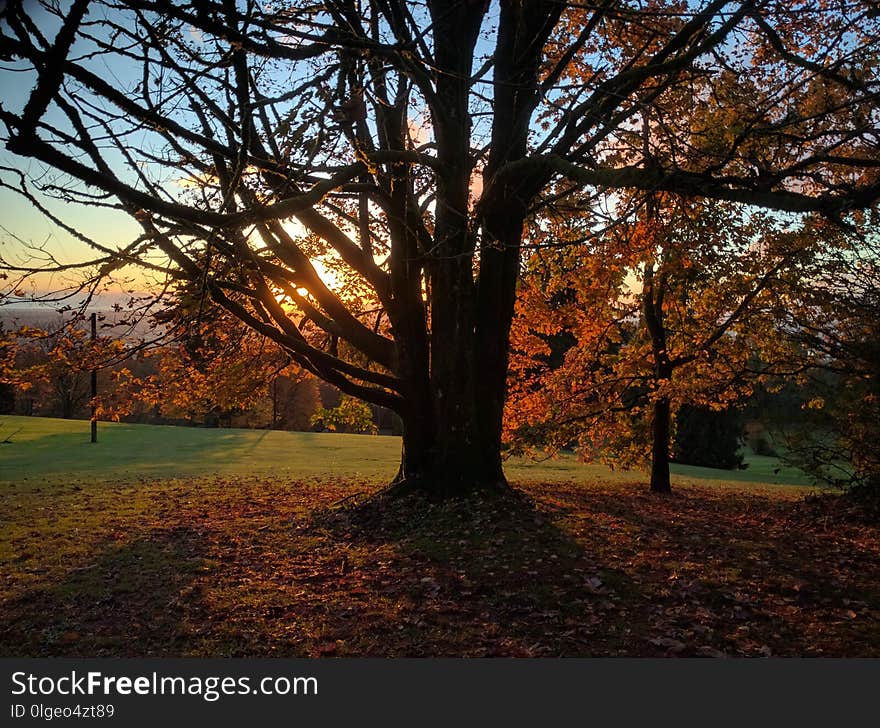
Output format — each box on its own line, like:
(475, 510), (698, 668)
(1, 322), (125, 418)
(100, 315), (306, 425)
(505, 195), (802, 469)
(0, 307), (309, 426)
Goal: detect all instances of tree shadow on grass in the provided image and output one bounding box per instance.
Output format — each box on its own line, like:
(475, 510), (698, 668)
(294, 482), (880, 657)
(0, 527), (209, 656)
(517, 481), (880, 657)
(4, 479), (875, 657)
(301, 488), (644, 656)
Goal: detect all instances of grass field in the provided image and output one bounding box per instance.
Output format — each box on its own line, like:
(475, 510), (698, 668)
(2, 415), (877, 658)
(0, 415), (812, 490)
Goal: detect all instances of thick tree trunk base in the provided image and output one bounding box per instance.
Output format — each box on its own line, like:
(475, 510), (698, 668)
(388, 467), (514, 501)
(650, 478), (672, 495)
(392, 426), (514, 500)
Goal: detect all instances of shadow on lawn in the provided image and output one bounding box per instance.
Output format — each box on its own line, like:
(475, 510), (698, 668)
(3, 480), (876, 657)
(303, 489), (643, 656)
(296, 483), (879, 656)
(0, 527), (208, 656)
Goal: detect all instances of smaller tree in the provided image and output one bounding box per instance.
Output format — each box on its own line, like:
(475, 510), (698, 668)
(507, 195), (804, 493)
(270, 372), (321, 431)
(108, 304), (309, 428)
(0, 322), (17, 414)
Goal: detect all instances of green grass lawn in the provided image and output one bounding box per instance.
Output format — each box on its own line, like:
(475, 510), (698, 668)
(0, 415), (814, 491)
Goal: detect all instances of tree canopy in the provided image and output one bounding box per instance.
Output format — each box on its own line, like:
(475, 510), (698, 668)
(1, 0), (879, 494)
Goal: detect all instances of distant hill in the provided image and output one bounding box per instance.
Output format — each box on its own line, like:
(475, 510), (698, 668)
(0, 306), (159, 339)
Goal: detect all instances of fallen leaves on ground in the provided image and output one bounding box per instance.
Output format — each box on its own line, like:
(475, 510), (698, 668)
(0, 477), (877, 657)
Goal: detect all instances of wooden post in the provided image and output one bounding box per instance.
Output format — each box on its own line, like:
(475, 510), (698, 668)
(90, 312), (97, 443)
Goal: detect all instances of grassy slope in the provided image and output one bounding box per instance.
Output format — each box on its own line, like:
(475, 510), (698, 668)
(0, 415), (813, 491)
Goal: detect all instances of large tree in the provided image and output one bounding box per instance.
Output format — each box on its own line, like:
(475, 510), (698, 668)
(1, 0), (879, 494)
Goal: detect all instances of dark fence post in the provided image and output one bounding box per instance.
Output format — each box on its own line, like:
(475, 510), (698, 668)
(90, 311), (97, 443)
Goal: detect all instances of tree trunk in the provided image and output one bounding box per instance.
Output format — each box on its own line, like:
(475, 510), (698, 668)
(369, 0), (563, 500)
(650, 396), (672, 494)
(394, 351), (509, 497)
(642, 251), (674, 495)
(391, 194), (523, 498)
(396, 414), (508, 497)
(473, 205), (527, 498)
